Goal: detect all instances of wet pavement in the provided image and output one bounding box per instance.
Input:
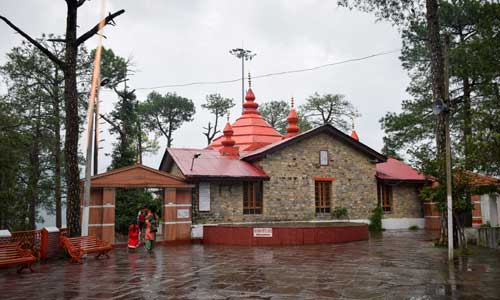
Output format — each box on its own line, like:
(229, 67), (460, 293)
(1, 230), (500, 299)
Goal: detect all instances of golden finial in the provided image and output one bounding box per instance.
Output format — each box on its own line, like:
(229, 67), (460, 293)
(227, 111), (230, 123)
(248, 72), (252, 88)
(351, 116), (355, 130)
(291, 96), (295, 108)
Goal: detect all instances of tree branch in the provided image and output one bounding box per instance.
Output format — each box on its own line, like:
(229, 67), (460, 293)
(47, 38), (66, 43)
(0, 16), (65, 69)
(76, 9), (125, 46)
(77, 0), (87, 7)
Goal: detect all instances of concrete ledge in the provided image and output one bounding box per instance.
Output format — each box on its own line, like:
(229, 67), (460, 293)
(382, 218), (425, 230)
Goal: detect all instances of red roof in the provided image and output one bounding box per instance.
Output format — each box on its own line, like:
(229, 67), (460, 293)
(163, 148), (268, 179)
(376, 158), (428, 182)
(208, 88), (283, 151)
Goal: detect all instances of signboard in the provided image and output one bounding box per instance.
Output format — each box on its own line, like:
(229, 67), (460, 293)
(177, 209), (189, 219)
(253, 228), (273, 238)
(319, 150), (329, 166)
(199, 182), (211, 211)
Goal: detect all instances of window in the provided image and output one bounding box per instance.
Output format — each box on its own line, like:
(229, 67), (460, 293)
(243, 181), (263, 214)
(198, 182), (210, 211)
(315, 180), (331, 214)
(319, 150), (329, 166)
(377, 183), (392, 212)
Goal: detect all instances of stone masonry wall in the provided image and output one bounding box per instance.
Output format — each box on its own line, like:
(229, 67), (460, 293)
(258, 132), (378, 221)
(168, 163), (184, 178)
(386, 184), (423, 219)
(190, 132), (379, 224)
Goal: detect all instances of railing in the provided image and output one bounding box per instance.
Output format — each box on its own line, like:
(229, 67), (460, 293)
(10, 229), (42, 259)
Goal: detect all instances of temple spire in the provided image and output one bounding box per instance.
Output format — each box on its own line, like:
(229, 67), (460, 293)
(350, 117), (359, 141)
(242, 72), (259, 115)
(285, 97), (299, 139)
(220, 112), (239, 157)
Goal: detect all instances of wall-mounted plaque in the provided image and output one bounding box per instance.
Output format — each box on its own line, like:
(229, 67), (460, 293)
(177, 209), (189, 219)
(253, 228), (273, 238)
(319, 150), (329, 166)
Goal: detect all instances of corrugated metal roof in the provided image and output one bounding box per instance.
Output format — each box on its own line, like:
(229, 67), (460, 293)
(376, 158), (428, 181)
(167, 148), (268, 179)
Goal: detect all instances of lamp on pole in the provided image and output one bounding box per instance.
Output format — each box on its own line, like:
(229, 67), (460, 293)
(229, 48), (256, 111)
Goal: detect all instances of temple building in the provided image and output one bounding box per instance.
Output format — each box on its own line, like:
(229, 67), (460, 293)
(159, 81), (437, 238)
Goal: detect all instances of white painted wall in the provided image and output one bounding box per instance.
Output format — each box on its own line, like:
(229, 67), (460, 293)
(382, 218), (425, 230)
(481, 194), (500, 226)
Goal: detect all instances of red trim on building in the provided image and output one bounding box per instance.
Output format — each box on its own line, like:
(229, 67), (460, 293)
(313, 177), (336, 182)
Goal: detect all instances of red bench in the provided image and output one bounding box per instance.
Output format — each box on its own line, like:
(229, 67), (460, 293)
(60, 235), (112, 264)
(0, 242), (37, 273)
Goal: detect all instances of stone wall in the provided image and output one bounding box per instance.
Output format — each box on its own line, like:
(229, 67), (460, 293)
(190, 132), (379, 224)
(385, 184), (423, 219)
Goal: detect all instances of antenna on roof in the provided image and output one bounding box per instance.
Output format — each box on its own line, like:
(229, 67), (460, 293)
(190, 153), (201, 171)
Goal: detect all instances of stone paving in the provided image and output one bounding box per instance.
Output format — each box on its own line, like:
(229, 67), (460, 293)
(1, 230), (500, 299)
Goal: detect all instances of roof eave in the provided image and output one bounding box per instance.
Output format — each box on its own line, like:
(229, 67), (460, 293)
(242, 124), (387, 163)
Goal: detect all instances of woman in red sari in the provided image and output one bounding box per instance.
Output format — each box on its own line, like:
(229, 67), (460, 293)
(127, 221), (140, 249)
(144, 209), (156, 252)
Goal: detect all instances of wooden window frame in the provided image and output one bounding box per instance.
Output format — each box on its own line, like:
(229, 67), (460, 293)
(377, 183), (393, 213)
(243, 181), (263, 215)
(315, 179), (332, 214)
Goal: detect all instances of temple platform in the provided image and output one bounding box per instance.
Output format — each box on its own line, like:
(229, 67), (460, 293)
(203, 222), (368, 246)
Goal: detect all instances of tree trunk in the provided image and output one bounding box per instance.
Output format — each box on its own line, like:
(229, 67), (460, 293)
(53, 68), (63, 229)
(27, 100), (42, 229)
(64, 2), (81, 237)
(463, 77), (472, 171)
(425, 0), (447, 176)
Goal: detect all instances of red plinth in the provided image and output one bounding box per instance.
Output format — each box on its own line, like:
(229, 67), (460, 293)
(203, 222), (368, 246)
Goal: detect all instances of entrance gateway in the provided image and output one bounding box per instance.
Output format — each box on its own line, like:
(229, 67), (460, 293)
(80, 164), (194, 244)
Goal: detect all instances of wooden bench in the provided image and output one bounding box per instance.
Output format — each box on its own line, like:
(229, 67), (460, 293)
(60, 235), (112, 264)
(0, 242), (37, 273)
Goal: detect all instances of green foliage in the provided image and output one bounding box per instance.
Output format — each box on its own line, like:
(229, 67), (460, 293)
(378, 0), (500, 177)
(109, 89), (140, 169)
(93, 47), (128, 88)
(332, 207), (349, 219)
(368, 207), (383, 232)
(114, 188), (161, 235)
(409, 225), (419, 230)
(479, 222), (491, 228)
(300, 93), (360, 132)
(260, 100), (290, 135)
(141, 91), (195, 147)
(0, 37), (91, 230)
(201, 94), (235, 144)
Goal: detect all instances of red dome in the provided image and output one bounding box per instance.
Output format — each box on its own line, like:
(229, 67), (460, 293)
(209, 88), (283, 151)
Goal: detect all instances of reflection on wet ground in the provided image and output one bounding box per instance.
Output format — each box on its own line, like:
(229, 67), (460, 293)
(1, 230), (499, 299)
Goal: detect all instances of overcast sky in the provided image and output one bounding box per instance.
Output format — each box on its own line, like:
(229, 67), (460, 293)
(0, 0), (409, 172)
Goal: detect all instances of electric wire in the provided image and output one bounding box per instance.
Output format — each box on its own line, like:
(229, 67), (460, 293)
(133, 49), (400, 91)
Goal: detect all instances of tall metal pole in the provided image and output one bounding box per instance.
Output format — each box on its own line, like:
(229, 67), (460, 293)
(230, 48), (256, 112)
(241, 55), (245, 111)
(444, 34), (453, 260)
(93, 86), (99, 176)
(82, 0), (106, 236)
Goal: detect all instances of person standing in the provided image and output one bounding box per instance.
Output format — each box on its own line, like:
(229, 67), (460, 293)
(144, 208), (157, 253)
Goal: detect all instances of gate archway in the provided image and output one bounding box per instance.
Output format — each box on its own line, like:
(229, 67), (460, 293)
(80, 164), (194, 244)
